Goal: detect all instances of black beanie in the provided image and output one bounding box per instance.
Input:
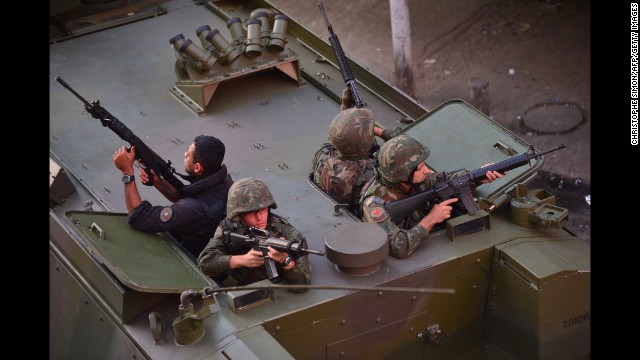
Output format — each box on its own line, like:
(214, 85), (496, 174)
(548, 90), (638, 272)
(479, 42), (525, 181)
(193, 135), (225, 175)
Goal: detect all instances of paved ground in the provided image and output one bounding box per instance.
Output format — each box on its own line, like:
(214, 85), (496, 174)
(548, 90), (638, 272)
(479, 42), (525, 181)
(271, 0), (591, 243)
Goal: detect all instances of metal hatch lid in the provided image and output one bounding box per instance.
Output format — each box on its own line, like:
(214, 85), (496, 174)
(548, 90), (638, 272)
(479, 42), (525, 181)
(64, 211), (212, 293)
(401, 100), (544, 206)
(495, 237), (591, 285)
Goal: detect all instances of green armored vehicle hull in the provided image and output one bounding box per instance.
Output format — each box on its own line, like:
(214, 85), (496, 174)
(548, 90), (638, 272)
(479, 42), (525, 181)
(49, 1), (589, 359)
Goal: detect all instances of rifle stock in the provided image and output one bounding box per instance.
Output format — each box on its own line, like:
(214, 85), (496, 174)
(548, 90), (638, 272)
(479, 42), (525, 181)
(384, 144), (566, 222)
(55, 77), (186, 192)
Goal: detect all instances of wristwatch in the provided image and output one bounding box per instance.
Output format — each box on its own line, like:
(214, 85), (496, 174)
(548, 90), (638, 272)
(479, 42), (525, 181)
(122, 173), (135, 184)
(283, 256), (292, 266)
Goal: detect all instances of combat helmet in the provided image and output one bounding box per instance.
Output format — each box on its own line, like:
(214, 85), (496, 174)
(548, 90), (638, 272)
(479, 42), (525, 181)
(227, 178), (278, 219)
(377, 134), (430, 183)
(329, 107), (376, 160)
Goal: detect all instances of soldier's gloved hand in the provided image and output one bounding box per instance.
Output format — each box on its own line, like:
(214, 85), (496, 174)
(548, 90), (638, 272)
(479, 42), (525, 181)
(340, 87), (354, 111)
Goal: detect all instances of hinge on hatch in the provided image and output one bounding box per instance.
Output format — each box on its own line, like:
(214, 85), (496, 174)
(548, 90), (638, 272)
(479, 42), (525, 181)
(417, 324), (448, 345)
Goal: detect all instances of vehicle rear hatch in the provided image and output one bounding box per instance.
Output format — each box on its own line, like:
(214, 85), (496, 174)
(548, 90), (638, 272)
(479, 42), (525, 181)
(402, 100), (544, 211)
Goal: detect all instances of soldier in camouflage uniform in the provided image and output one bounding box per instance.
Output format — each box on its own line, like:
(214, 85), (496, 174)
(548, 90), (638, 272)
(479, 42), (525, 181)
(198, 178), (311, 292)
(311, 89), (400, 212)
(359, 134), (504, 259)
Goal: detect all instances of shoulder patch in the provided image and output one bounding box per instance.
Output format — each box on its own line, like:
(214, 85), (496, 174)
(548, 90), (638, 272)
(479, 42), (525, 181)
(364, 196), (385, 206)
(159, 206), (173, 222)
(370, 206), (388, 223)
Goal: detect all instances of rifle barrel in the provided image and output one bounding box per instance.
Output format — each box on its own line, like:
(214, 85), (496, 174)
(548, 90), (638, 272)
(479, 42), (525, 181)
(304, 249), (326, 256)
(55, 76), (91, 106)
(317, 3), (364, 108)
(535, 144), (566, 157)
(318, 3), (332, 32)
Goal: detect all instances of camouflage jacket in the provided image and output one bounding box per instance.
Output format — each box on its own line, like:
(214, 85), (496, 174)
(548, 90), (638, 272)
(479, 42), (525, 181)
(312, 143), (375, 211)
(197, 213), (311, 292)
(358, 170), (468, 259)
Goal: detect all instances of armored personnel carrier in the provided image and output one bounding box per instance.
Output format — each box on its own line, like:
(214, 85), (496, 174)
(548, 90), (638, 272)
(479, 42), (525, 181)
(49, 0), (590, 359)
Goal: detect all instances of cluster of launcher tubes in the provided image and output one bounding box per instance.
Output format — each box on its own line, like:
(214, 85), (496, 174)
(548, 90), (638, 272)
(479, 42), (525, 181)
(169, 12), (290, 73)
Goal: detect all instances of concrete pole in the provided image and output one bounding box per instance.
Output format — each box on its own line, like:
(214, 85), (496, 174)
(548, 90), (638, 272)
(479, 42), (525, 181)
(389, 0), (416, 98)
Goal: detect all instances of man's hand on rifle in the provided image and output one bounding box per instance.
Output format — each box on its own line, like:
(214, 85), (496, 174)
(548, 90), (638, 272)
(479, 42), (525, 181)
(114, 145), (136, 174)
(230, 248), (265, 269)
(137, 160), (180, 202)
(266, 246), (287, 263)
(139, 167), (160, 186)
(340, 87), (354, 111)
(418, 197), (459, 232)
(479, 163), (507, 184)
(266, 244), (296, 270)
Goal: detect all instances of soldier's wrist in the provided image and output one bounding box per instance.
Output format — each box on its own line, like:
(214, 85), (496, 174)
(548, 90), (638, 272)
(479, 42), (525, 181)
(282, 256), (295, 270)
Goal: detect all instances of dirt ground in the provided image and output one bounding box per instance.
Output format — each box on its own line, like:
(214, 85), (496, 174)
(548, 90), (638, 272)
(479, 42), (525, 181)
(270, 0), (591, 243)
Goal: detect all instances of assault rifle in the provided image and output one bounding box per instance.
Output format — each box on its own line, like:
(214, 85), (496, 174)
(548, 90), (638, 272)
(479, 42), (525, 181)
(55, 77), (186, 192)
(384, 144), (567, 223)
(319, 3), (382, 155)
(318, 2), (364, 109)
(223, 227), (325, 280)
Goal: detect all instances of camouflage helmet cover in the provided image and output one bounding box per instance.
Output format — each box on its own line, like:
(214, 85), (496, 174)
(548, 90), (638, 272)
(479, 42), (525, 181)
(227, 178), (277, 219)
(329, 107), (375, 160)
(377, 134), (430, 183)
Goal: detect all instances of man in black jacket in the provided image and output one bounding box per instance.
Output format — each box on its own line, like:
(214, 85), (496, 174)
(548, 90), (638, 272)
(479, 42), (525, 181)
(113, 135), (233, 260)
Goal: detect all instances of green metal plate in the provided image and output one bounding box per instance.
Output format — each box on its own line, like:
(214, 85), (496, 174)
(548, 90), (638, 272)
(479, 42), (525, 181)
(403, 100), (543, 204)
(64, 211), (211, 293)
(496, 237), (591, 285)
